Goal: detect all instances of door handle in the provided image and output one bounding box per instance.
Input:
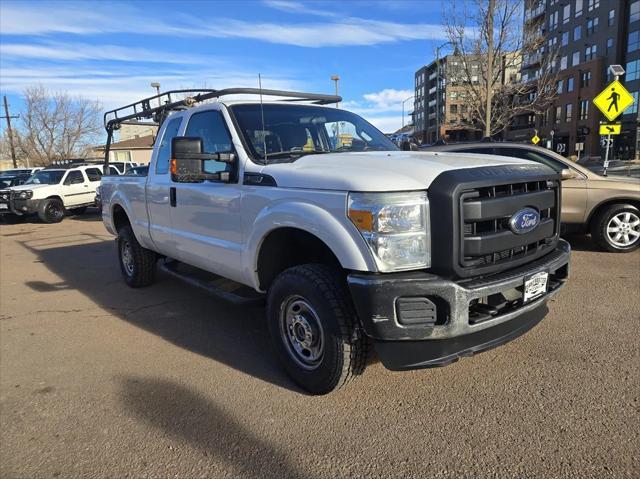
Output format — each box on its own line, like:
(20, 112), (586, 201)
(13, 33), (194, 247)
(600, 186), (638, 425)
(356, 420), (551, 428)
(170, 187), (176, 207)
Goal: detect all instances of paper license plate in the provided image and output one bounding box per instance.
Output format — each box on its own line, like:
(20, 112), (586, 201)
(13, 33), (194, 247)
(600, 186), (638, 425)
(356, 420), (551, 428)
(524, 271), (548, 302)
(0, 204), (8, 210)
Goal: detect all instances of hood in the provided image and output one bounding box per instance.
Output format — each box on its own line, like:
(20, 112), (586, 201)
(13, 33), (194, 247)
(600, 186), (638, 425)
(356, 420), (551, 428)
(259, 151), (538, 191)
(8, 183), (57, 193)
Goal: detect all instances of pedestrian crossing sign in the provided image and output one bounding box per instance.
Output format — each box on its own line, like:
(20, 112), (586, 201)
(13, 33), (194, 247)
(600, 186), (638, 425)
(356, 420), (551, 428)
(593, 80), (634, 122)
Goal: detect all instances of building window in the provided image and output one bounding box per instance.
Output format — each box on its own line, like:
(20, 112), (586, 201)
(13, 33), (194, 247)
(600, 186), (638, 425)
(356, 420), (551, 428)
(567, 77), (574, 92)
(587, 0), (599, 12)
(627, 59), (640, 81)
(625, 92), (638, 115)
(550, 11), (559, 30)
(557, 79), (564, 94)
(579, 100), (589, 120)
(572, 51), (580, 66)
(450, 104), (458, 114)
(565, 104), (573, 122)
(581, 71), (591, 87)
(461, 104), (468, 114)
(585, 44), (597, 61)
(575, 0), (583, 17)
(555, 106), (562, 124)
(563, 4), (571, 23)
(629, 30), (640, 53)
(586, 17), (598, 35)
(573, 25), (582, 41)
(562, 31), (569, 46)
(608, 9), (615, 26)
(560, 56), (568, 70)
(607, 38), (614, 53)
(632, 1), (640, 23)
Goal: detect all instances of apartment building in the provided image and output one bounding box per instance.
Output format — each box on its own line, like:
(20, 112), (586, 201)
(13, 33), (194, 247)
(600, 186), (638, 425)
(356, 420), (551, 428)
(507, 0), (638, 160)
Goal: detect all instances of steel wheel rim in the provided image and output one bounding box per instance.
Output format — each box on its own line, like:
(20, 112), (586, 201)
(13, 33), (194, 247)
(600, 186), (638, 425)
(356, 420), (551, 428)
(606, 212), (640, 248)
(47, 202), (63, 220)
(121, 240), (135, 275)
(279, 295), (324, 370)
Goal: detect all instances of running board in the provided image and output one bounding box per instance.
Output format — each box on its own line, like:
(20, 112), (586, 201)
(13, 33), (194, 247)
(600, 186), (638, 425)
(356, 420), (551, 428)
(159, 260), (265, 306)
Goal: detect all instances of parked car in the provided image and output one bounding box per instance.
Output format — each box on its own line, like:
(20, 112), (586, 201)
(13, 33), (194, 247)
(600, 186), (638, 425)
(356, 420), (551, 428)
(0, 164), (112, 223)
(100, 88), (570, 394)
(422, 142), (640, 252)
(124, 165), (149, 176)
(0, 174), (31, 188)
(0, 167), (43, 176)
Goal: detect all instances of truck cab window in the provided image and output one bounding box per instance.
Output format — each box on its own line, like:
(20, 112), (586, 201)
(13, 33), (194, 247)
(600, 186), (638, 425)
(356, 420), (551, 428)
(185, 110), (233, 174)
(156, 117), (183, 175)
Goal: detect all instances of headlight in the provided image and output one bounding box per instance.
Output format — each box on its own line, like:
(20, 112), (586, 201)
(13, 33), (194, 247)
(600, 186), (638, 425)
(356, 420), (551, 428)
(17, 190), (33, 199)
(348, 191), (430, 272)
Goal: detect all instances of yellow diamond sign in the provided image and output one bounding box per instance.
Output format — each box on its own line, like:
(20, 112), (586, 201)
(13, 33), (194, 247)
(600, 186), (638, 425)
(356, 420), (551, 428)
(599, 123), (621, 135)
(593, 80), (635, 122)
(531, 134), (540, 145)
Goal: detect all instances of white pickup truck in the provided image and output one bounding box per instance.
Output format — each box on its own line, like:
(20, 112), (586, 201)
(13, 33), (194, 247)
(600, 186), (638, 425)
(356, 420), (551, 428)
(100, 88), (570, 394)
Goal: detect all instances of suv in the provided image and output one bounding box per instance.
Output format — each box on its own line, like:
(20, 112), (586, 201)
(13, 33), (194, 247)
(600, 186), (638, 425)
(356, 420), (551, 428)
(423, 142), (640, 252)
(100, 88), (570, 394)
(0, 164), (113, 223)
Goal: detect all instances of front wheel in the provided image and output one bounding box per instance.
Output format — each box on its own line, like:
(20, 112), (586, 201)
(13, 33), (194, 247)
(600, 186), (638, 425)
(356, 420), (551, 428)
(37, 198), (65, 223)
(267, 264), (368, 395)
(591, 204), (640, 252)
(117, 225), (157, 287)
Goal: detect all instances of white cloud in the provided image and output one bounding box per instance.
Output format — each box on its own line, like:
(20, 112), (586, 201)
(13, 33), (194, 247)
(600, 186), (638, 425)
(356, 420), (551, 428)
(0, 2), (447, 47)
(364, 115), (404, 134)
(363, 88), (414, 110)
(262, 0), (338, 17)
(0, 42), (206, 65)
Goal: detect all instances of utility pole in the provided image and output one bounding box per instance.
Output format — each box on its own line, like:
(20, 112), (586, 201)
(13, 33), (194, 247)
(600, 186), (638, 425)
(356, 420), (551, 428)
(484, 0), (495, 139)
(331, 75), (340, 108)
(1, 96), (19, 168)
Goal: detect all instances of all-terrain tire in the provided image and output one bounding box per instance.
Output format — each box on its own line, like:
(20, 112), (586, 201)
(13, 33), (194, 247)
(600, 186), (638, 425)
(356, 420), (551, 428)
(591, 203), (640, 253)
(117, 225), (157, 287)
(37, 198), (65, 223)
(267, 264), (369, 395)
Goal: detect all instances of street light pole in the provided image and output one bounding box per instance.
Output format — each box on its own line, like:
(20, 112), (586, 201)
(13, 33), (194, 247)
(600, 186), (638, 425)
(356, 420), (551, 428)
(331, 75), (340, 108)
(150, 82), (161, 107)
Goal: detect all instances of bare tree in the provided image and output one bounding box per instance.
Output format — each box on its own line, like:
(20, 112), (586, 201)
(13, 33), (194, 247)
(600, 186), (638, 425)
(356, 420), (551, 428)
(443, 0), (559, 137)
(17, 86), (102, 165)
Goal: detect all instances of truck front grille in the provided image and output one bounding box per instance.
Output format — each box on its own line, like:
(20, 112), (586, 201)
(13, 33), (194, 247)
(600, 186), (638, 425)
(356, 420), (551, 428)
(460, 180), (559, 270)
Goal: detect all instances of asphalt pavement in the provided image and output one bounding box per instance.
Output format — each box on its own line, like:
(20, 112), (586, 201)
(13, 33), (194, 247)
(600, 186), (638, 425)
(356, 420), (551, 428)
(1, 213), (639, 478)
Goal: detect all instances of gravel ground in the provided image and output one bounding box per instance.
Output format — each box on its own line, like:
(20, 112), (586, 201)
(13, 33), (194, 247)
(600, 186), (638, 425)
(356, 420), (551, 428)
(1, 213), (638, 478)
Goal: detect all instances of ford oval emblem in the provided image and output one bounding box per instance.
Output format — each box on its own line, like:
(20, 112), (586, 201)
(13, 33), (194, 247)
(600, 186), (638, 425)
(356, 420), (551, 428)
(509, 208), (540, 235)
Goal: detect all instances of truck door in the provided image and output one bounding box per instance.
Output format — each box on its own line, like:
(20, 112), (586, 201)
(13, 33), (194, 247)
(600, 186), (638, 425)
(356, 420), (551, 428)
(169, 109), (244, 283)
(62, 170), (91, 206)
(146, 116), (183, 256)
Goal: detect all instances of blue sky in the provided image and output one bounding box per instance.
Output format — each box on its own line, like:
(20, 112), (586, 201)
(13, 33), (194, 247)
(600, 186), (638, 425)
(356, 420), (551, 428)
(0, 0), (451, 133)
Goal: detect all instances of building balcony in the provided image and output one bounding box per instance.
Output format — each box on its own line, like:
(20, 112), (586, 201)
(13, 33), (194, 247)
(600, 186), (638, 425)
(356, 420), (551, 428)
(524, 4), (545, 22)
(523, 53), (542, 68)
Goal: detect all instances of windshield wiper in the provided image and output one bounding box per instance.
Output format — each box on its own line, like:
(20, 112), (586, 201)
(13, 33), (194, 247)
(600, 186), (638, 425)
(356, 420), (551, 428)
(263, 148), (331, 160)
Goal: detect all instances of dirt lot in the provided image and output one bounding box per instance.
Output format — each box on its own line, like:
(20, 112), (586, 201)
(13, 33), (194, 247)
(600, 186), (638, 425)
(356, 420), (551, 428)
(1, 212), (638, 478)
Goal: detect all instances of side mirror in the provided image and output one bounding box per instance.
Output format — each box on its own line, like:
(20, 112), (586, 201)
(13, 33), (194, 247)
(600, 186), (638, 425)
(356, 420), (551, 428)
(170, 137), (235, 183)
(560, 168), (578, 180)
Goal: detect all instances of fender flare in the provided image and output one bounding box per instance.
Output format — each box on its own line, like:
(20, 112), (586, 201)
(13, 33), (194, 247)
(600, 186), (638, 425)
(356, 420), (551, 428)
(243, 201), (377, 290)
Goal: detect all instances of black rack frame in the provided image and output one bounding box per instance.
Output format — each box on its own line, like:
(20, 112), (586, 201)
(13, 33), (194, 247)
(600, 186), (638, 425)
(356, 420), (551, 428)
(102, 88), (342, 171)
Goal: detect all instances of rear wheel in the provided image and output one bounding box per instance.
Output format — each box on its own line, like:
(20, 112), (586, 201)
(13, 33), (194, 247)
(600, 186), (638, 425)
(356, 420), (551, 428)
(38, 198), (65, 223)
(117, 225), (157, 287)
(591, 204), (640, 252)
(267, 264), (368, 395)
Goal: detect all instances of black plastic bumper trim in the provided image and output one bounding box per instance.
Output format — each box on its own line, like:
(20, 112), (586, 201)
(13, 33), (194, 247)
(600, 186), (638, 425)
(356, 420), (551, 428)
(374, 301), (548, 371)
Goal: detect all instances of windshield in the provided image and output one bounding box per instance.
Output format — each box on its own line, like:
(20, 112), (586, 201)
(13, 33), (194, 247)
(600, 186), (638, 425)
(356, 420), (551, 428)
(230, 104), (398, 162)
(25, 170), (65, 185)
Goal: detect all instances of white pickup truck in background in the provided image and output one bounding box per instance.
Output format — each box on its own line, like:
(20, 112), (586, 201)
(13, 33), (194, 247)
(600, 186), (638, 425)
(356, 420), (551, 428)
(100, 88), (570, 394)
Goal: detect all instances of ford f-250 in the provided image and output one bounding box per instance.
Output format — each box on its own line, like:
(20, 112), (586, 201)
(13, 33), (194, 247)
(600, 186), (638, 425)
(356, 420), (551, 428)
(100, 88), (570, 394)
